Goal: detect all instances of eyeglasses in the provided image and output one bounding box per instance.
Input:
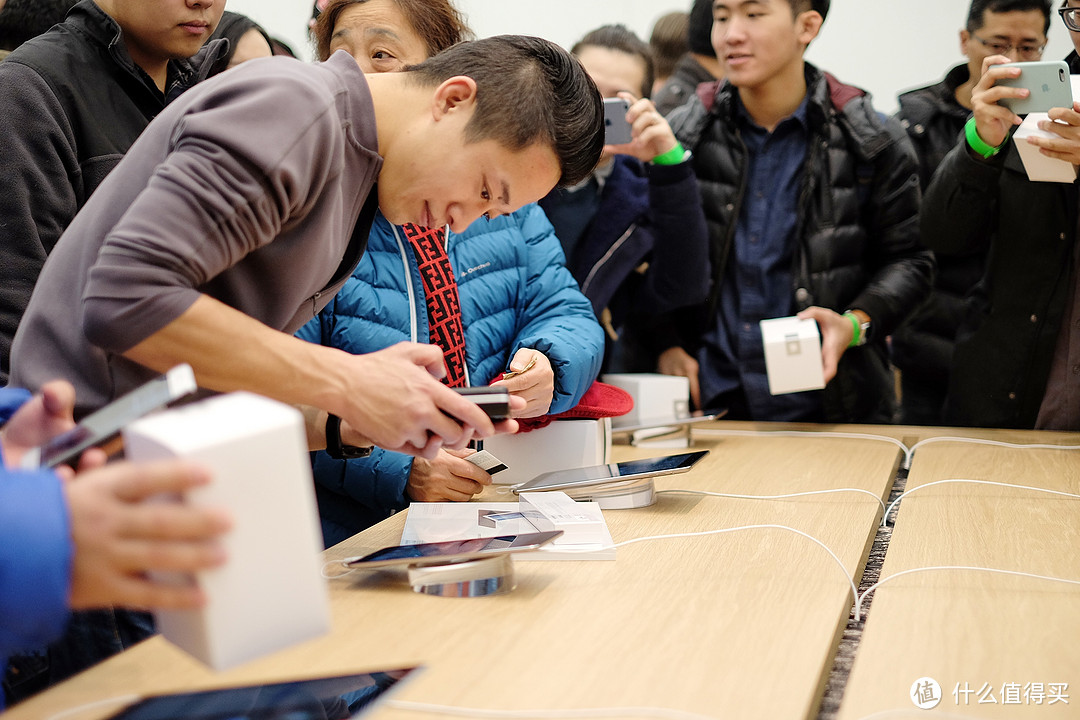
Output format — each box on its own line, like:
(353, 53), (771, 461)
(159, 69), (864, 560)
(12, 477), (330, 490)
(970, 33), (1046, 60)
(1061, 6), (1080, 32)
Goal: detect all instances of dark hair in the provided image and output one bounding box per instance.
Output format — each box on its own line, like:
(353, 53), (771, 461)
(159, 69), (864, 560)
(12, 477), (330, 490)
(406, 35), (604, 188)
(688, 0), (716, 57)
(208, 11), (272, 68)
(967, 0), (1052, 34)
(649, 11), (689, 81)
(789, 0), (831, 21)
(313, 0), (472, 62)
(571, 24), (655, 100)
(0, 0), (76, 52)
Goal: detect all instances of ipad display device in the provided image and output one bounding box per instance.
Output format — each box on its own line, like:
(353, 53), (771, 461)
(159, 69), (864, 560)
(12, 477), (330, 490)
(512, 450), (710, 494)
(21, 363), (198, 469)
(103, 668), (417, 720)
(343, 530), (563, 569)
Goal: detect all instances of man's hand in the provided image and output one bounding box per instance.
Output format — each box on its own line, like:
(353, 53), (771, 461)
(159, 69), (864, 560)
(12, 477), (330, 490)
(796, 306), (861, 384)
(0, 380), (77, 469)
(971, 55), (1026, 149)
(331, 342), (511, 459)
(605, 92), (681, 163)
(1030, 102), (1080, 164)
(65, 460), (231, 611)
(489, 348), (554, 418)
(406, 448), (491, 502)
(657, 346), (701, 410)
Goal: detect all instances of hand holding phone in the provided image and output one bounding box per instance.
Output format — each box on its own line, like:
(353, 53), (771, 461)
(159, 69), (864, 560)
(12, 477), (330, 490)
(996, 60), (1072, 116)
(20, 364), (197, 469)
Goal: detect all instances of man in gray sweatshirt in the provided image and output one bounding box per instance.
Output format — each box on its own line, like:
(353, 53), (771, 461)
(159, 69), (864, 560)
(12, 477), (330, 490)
(11, 35), (604, 460)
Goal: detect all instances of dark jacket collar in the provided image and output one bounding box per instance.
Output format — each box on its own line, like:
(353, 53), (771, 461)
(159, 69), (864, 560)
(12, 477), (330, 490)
(68, 0), (226, 100)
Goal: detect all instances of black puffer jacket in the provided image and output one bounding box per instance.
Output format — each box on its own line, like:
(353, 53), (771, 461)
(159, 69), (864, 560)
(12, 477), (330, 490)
(921, 63), (1080, 429)
(0, 0), (225, 384)
(890, 64), (984, 403)
(666, 62), (933, 422)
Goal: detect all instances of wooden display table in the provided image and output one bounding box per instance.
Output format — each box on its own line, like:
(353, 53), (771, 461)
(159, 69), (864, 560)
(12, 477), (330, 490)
(838, 437), (1080, 719)
(2, 427), (902, 720)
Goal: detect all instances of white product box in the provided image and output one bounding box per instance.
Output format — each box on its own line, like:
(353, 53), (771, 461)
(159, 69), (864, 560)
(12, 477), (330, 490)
(482, 418), (610, 485)
(123, 392), (330, 670)
(1013, 113), (1078, 183)
(760, 316), (826, 395)
(601, 373), (689, 426)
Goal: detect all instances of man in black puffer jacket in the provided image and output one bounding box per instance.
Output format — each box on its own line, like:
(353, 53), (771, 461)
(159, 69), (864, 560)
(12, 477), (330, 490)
(656, 0), (933, 423)
(921, 9), (1080, 433)
(891, 0), (1053, 425)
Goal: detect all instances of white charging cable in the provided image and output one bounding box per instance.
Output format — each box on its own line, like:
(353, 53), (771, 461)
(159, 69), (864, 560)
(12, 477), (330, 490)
(854, 565), (1080, 621)
(906, 435), (1080, 468)
(692, 427), (912, 464)
(386, 700), (721, 719)
(882, 477), (1080, 527)
(658, 487), (886, 519)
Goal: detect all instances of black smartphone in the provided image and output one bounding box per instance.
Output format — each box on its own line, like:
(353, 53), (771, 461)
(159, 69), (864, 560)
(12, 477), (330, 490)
(453, 386), (511, 422)
(21, 364), (198, 469)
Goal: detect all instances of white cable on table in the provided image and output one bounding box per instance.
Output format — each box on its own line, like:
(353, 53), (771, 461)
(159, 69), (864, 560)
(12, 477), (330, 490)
(45, 694), (140, 720)
(692, 427), (913, 465)
(882, 478), (1080, 527)
(854, 566), (1080, 621)
(906, 435), (1080, 468)
(386, 700), (721, 719)
(658, 487), (886, 519)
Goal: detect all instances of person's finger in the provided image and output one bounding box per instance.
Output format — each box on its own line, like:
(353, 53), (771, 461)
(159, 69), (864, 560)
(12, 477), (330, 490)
(117, 503), (232, 541)
(74, 574), (209, 611)
(108, 461), (212, 502)
(39, 380), (76, 419)
(109, 537), (228, 574)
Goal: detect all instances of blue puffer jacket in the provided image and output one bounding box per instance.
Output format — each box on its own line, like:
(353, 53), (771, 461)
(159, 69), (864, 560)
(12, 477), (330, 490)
(297, 204), (605, 545)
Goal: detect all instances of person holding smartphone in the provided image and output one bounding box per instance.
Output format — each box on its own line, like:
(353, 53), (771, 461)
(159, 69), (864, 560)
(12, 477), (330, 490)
(891, 0), (1053, 426)
(300, 0), (604, 547)
(920, 1), (1080, 430)
(539, 24), (710, 376)
(0, 381), (230, 711)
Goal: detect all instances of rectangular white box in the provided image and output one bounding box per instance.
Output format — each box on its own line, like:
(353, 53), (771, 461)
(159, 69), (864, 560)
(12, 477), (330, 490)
(601, 373), (690, 426)
(760, 316), (826, 395)
(1013, 112), (1078, 183)
(483, 418), (610, 485)
(123, 392), (330, 670)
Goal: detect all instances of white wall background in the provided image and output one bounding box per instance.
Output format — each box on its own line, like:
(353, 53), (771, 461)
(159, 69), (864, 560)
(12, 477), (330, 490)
(224, 0), (1075, 115)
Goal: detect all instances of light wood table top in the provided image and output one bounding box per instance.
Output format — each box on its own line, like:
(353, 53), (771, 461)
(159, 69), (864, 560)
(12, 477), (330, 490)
(838, 436), (1080, 719)
(2, 427), (903, 720)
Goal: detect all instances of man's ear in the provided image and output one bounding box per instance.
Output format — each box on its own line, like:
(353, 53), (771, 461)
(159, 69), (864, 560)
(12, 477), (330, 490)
(959, 29), (971, 58)
(432, 75), (479, 120)
(795, 10), (824, 46)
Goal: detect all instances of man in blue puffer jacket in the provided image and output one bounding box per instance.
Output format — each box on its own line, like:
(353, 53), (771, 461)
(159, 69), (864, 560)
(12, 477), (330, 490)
(297, 205), (604, 546)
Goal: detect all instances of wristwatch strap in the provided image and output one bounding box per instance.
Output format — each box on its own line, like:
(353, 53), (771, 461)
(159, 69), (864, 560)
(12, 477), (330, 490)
(325, 413), (372, 459)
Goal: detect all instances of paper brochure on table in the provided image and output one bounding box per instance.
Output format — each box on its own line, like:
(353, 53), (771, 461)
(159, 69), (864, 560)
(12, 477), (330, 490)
(400, 498), (616, 560)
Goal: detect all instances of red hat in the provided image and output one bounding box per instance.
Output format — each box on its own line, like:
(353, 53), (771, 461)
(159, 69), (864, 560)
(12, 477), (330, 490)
(515, 380), (633, 433)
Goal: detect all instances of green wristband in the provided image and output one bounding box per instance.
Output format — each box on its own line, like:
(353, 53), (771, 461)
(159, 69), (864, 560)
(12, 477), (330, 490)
(844, 311), (861, 348)
(651, 142), (689, 166)
(964, 116), (1003, 159)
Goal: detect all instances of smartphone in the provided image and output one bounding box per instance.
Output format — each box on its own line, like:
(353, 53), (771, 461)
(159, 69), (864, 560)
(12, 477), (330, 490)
(997, 60), (1072, 115)
(511, 450), (710, 495)
(21, 364), (198, 470)
(453, 386), (510, 422)
(342, 530), (563, 569)
(603, 97), (632, 145)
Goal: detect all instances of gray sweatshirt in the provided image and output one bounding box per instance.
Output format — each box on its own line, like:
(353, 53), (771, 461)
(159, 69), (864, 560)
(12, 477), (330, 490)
(10, 52), (382, 416)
